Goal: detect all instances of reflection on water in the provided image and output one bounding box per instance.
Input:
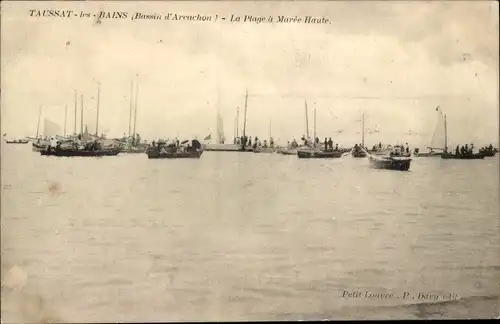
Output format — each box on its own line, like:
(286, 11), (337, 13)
(1, 145), (499, 321)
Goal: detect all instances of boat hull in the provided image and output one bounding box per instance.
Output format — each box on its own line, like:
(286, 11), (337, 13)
(253, 147), (275, 153)
(41, 148), (121, 157)
(351, 151), (368, 158)
(478, 151), (497, 157)
(441, 153), (485, 160)
(297, 150), (343, 159)
(368, 156), (412, 171)
(147, 150), (204, 159)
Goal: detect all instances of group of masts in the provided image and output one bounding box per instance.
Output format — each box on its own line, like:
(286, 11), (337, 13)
(36, 75), (141, 141)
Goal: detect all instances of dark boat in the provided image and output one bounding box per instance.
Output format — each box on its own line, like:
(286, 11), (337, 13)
(297, 149), (343, 159)
(41, 147), (120, 157)
(441, 152), (485, 160)
(368, 155), (412, 171)
(352, 113), (368, 158)
(147, 149), (203, 159)
(147, 139), (204, 159)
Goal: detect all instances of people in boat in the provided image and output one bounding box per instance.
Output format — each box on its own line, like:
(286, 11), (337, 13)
(324, 137), (328, 151)
(328, 138), (333, 151)
(291, 138), (298, 149)
(270, 137), (274, 148)
(191, 139), (201, 150)
(263, 140), (268, 148)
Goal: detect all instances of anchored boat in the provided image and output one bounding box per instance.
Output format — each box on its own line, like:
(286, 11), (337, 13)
(147, 139), (203, 159)
(360, 146), (412, 171)
(5, 139), (29, 144)
(441, 152), (485, 160)
(368, 154), (412, 171)
(297, 149), (343, 159)
(414, 106), (447, 157)
(352, 113), (368, 158)
(147, 149), (203, 159)
(41, 147), (120, 157)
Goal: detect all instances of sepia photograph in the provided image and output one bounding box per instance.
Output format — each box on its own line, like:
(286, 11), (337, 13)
(1, 0), (499, 321)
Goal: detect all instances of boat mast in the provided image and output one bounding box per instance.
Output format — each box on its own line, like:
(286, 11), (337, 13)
(133, 74), (139, 138)
(216, 88), (221, 144)
(73, 90), (77, 135)
(80, 95), (84, 135)
(242, 90), (248, 138)
(305, 100), (309, 139)
(35, 106), (42, 139)
(64, 104), (67, 137)
(269, 119), (272, 143)
(128, 80), (133, 137)
(236, 106), (239, 138)
(95, 81), (100, 137)
(444, 113), (448, 153)
(313, 108), (317, 148)
(361, 112), (365, 147)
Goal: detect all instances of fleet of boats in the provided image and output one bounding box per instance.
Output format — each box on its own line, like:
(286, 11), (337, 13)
(3, 89), (497, 173)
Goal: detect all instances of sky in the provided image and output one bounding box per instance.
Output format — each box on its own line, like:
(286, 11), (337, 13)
(1, 1), (498, 147)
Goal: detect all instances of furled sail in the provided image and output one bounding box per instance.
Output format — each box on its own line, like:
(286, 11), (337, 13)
(428, 108), (446, 150)
(43, 119), (62, 137)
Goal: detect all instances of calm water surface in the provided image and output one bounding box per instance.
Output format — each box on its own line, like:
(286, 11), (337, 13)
(1, 144), (499, 321)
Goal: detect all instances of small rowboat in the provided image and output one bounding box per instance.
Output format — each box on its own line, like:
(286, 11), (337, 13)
(368, 155), (412, 171)
(297, 149), (343, 159)
(5, 139), (29, 144)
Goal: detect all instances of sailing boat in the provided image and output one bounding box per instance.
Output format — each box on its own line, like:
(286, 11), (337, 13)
(297, 103), (342, 159)
(4, 135), (29, 144)
(203, 112), (241, 151)
(203, 90), (252, 152)
(352, 113), (368, 158)
(30, 106), (65, 152)
(121, 76), (148, 153)
(278, 100), (312, 155)
(413, 106), (446, 157)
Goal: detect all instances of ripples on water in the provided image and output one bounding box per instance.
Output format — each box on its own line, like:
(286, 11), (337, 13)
(1, 145), (499, 321)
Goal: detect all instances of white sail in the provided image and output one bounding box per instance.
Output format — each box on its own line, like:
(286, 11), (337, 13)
(216, 113), (225, 144)
(428, 110), (446, 150)
(43, 119), (62, 137)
